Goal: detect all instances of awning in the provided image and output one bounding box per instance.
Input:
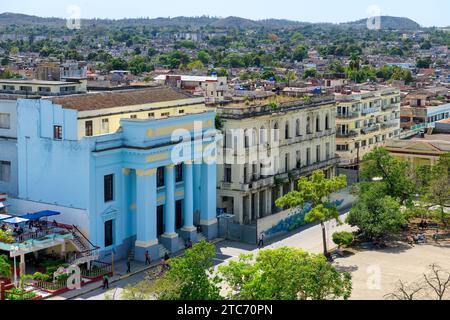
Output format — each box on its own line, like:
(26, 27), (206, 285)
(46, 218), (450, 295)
(0, 214), (11, 220)
(20, 210), (61, 220)
(3, 217), (29, 224)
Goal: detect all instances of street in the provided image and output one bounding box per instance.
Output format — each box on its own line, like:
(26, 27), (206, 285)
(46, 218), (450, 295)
(70, 212), (354, 300)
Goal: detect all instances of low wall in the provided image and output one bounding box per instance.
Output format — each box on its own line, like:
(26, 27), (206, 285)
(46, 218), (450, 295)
(257, 196), (349, 241)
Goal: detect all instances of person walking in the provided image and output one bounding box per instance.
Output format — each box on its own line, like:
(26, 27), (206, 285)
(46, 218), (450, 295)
(257, 233), (265, 249)
(126, 257), (131, 273)
(145, 250), (151, 265)
(102, 274), (110, 290)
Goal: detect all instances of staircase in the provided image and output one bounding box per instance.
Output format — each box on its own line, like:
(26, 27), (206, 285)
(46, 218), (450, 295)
(128, 246), (135, 261)
(196, 232), (207, 242)
(158, 244), (170, 258)
(66, 225), (100, 265)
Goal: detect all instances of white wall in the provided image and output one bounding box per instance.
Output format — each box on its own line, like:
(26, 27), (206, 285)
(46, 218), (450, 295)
(7, 198), (90, 237)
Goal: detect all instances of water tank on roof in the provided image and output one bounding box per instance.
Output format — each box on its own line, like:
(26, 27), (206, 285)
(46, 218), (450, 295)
(311, 87), (322, 94)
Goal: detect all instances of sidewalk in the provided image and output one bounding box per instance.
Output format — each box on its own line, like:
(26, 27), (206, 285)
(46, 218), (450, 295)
(47, 238), (225, 300)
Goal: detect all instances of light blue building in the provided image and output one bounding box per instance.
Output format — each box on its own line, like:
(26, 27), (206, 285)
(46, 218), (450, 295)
(16, 98), (219, 261)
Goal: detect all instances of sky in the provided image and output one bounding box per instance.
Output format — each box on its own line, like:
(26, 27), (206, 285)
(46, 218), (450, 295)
(1, 0), (449, 27)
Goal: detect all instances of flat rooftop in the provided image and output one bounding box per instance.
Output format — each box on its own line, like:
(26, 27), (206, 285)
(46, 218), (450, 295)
(45, 86), (195, 111)
(0, 79), (77, 86)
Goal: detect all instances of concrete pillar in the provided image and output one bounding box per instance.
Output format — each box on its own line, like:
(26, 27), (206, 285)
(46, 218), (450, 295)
(163, 165), (176, 236)
(135, 169), (159, 261)
(254, 192), (260, 220)
(181, 161), (197, 242)
(193, 163), (202, 222)
(234, 195), (244, 224)
(266, 188), (272, 215)
(19, 254), (25, 276)
(161, 165), (179, 252)
(200, 161), (218, 239)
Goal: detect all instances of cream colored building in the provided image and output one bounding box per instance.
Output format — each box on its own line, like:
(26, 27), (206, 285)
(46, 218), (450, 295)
(45, 86), (207, 139)
(385, 134), (450, 167)
(0, 79), (87, 96)
(213, 95), (339, 225)
(335, 86), (401, 168)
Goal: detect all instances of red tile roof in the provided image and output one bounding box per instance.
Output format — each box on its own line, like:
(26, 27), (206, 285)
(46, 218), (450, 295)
(46, 86), (192, 111)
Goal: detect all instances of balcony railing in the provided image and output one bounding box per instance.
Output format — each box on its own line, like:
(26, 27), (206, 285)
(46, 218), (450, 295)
(336, 112), (359, 119)
(336, 130), (358, 138)
(361, 125), (380, 134)
(361, 107), (379, 115)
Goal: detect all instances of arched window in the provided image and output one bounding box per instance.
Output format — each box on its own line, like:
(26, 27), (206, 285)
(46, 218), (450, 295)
(252, 128), (257, 146)
(244, 129), (250, 148)
(325, 114), (330, 130)
(260, 126), (266, 144)
(306, 117), (311, 134)
(273, 122), (279, 141)
(296, 119), (301, 136)
(316, 115), (321, 132)
(285, 122), (290, 139)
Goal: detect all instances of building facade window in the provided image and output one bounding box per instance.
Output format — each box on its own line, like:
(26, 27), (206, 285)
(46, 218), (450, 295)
(175, 164), (183, 183)
(0, 113), (10, 129)
(85, 120), (93, 136)
(161, 112), (170, 117)
(306, 117), (311, 134)
(104, 174), (114, 202)
(104, 220), (113, 247)
(316, 116), (321, 132)
(176, 200), (183, 229)
(53, 125), (62, 140)
(224, 165), (232, 183)
(296, 119), (301, 136)
(0, 161), (11, 182)
(316, 145), (321, 162)
(306, 148), (311, 166)
(102, 118), (109, 132)
(285, 122), (290, 139)
(157, 167), (165, 187)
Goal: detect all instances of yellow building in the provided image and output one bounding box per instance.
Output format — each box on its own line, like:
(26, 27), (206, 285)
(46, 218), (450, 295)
(385, 134), (450, 167)
(45, 86), (207, 139)
(335, 86), (402, 168)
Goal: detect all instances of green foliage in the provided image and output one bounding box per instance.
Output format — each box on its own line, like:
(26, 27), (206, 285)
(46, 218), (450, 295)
(332, 232), (354, 248)
(292, 45), (308, 62)
(347, 182), (407, 241)
(219, 247), (352, 300)
(125, 241), (221, 300)
(0, 229), (14, 244)
(0, 254), (11, 278)
(360, 147), (416, 205)
(5, 287), (37, 300)
(215, 115), (225, 131)
(303, 68), (317, 79)
(276, 170), (347, 255)
(416, 57), (432, 68)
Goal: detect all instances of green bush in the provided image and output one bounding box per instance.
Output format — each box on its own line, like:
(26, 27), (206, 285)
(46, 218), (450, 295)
(332, 232), (354, 248)
(32, 272), (50, 282)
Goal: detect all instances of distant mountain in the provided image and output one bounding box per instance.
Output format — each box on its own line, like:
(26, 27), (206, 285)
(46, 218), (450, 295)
(342, 16), (421, 30)
(0, 12), (422, 30)
(0, 12), (65, 26)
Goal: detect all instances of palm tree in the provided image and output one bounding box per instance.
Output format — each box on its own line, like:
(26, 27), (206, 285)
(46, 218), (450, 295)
(349, 52), (361, 71)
